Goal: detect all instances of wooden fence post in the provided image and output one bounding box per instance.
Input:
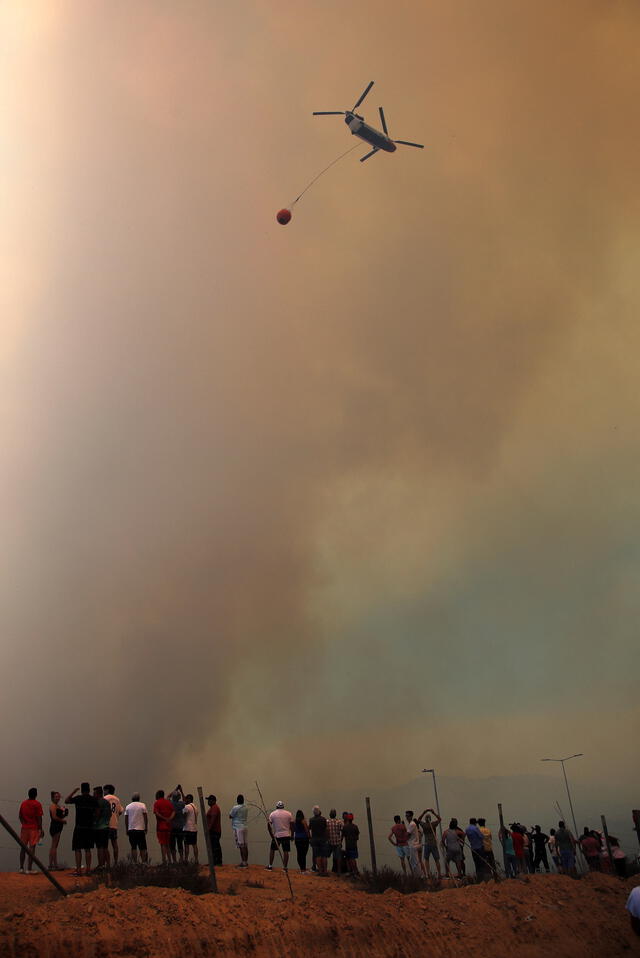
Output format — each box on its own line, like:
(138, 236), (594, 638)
(197, 787), (218, 893)
(365, 796), (377, 875)
(0, 814), (67, 897)
(497, 803), (508, 876)
(600, 814), (615, 877)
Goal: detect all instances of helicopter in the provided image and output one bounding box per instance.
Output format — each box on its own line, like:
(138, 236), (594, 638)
(312, 81), (424, 162)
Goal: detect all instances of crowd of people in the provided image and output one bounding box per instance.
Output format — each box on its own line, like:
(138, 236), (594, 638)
(15, 786), (631, 882)
(15, 786), (363, 878)
(387, 809), (631, 881)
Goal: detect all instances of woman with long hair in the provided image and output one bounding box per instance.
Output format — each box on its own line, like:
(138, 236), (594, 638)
(293, 810), (310, 873)
(48, 791), (68, 869)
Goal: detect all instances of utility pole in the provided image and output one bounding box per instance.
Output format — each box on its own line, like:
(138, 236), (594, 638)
(540, 754), (582, 838)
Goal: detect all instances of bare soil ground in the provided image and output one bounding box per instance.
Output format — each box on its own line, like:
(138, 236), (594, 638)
(0, 865), (637, 957)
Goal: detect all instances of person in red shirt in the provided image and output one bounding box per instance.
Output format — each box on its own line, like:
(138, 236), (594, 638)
(579, 828), (601, 871)
(18, 787), (44, 874)
(510, 824), (526, 874)
(388, 815), (410, 874)
(153, 789), (175, 864)
(206, 794), (222, 866)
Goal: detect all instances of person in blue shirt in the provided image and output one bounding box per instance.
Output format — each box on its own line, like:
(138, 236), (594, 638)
(465, 817), (485, 878)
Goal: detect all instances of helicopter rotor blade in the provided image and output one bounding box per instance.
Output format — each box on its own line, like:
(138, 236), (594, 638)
(394, 140), (424, 148)
(378, 107), (389, 136)
(360, 147), (379, 163)
(352, 81), (374, 111)
(312, 111), (346, 116)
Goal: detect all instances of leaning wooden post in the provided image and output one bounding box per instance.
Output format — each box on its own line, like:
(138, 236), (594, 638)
(497, 803), (508, 876)
(365, 796), (377, 875)
(0, 813), (67, 897)
(197, 787), (218, 893)
(600, 814), (615, 877)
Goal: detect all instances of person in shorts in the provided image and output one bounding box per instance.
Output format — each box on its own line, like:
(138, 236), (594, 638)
(441, 818), (465, 878)
(169, 787), (186, 863)
(229, 794), (249, 867)
(66, 783), (98, 875)
(103, 785), (123, 865)
(48, 791), (68, 870)
(153, 789), (175, 864)
(182, 794), (199, 864)
(308, 806), (329, 876)
(18, 787), (43, 874)
(417, 809), (442, 880)
(342, 813), (360, 878)
(92, 786), (112, 869)
(267, 801), (293, 870)
(125, 793), (148, 863)
(388, 815), (410, 874)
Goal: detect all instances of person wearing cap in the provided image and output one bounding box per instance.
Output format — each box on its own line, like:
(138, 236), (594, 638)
(229, 794), (249, 867)
(267, 801), (293, 870)
(206, 794), (222, 865)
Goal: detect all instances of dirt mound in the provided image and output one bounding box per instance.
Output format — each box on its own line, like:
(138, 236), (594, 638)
(0, 867), (636, 957)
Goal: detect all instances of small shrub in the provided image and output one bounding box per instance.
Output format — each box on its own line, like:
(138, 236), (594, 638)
(358, 866), (427, 895)
(245, 879), (265, 889)
(93, 860), (210, 895)
(226, 883), (238, 896)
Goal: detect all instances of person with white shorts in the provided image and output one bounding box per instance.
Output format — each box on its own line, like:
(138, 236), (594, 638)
(229, 794), (249, 867)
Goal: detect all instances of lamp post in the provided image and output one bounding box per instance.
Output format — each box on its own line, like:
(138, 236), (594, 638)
(421, 768), (443, 842)
(540, 753), (582, 840)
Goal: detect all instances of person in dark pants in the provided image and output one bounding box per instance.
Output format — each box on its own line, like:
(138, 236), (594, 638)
(293, 810), (310, 872)
(308, 806), (329, 876)
(609, 837), (627, 877)
(465, 818), (485, 879)
(531, 825), (550, 873)
(206, 795), (223, 865)
(342, 813), (360, 878)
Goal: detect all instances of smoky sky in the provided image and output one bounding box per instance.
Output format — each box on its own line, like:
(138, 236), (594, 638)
(1, 0), (639, 806)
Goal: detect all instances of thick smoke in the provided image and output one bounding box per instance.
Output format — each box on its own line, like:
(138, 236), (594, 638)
(1, 0), (639, 809)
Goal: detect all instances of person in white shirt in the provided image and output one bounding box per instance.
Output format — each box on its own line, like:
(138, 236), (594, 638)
(267, 801), (293, 870)
(627, 886), (640, 937)
(405, 810), (422, 875)
(124, 793), (148, 864)
(103, 785), (124, 865)
(182, 793), (199, 864)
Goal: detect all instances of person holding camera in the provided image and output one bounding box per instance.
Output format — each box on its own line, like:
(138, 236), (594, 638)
(48, 790), (68, 870)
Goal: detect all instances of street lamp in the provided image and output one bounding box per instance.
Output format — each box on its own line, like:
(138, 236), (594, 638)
(421, 768), (443, 841)
(540, 753), (583, 839)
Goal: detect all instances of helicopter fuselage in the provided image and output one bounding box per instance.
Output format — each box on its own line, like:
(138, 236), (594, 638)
(345, 112), (396, 152)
